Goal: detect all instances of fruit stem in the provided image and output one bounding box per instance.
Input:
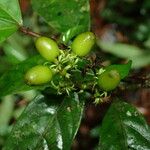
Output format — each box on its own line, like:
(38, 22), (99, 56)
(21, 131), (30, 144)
(19, 26), (41, 38)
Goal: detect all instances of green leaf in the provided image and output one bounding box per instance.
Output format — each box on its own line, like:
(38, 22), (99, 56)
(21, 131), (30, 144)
(3, 33), (29, 63)
(97, 41), (143, 58)
(60, 25), (88, 45)
(98, 100), (150, 150)
(31, 0), (90, 44)
(131, 52), (150, 69)
(2, 43), (27, 64)
(0, 0), (22, 43)
(97, 41), (150, 68)
(0, 95), (15, 136)
(4, 93), (85, 150)
(0, 55), (46, 98)
(105, 60), (132, 79)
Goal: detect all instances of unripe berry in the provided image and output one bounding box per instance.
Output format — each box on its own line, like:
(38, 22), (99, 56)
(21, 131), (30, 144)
(25, 65), (53, 85)
(71, 32), (95, 57)
(35, 37), (59, 62)
(98, 69), (120, 91)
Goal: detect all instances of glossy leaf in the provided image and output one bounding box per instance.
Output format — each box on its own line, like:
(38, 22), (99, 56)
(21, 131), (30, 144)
(0, 55), (46, 98)
(0, 0), (22, 43)
(105, 60), (132, 79)
(4, 93), (85, 150)
(31, 0), (90, 44)
(60, 26), (87, 44)
(98, 100), (150, 150)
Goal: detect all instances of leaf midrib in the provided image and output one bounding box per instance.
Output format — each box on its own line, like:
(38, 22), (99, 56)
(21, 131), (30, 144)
(0, 4), (20, 24)
(114, 103), (129, 150)
(31, 96), (70, 149)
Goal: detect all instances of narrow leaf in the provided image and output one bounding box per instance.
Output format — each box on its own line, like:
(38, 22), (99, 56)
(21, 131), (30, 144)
(4, 93), (85, 150)
(98, 100), (150, 150)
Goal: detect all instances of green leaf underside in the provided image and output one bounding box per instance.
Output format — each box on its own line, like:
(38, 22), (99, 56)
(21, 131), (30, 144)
(97, 41), (150, 68)
(97, 41), (143, 58)
(131, 52), (150, 69)
(32, 0), (90, 44)
(105, 60), (132, 79)
(98, 101), (150, 150)
(4, 93), (84, 150)
(0, 0), (22, 43)
(0, 95), (14, 128)
(0, 55), (46, 98)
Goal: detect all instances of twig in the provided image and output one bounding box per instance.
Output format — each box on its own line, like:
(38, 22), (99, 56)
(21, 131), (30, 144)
(19, 26), (41, 37)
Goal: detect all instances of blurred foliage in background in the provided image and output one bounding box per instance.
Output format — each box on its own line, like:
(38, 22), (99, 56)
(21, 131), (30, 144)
(96, 0), (150, 69)
(101, 0), (150, 43)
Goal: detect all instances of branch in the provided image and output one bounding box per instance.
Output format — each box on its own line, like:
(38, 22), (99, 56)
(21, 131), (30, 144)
(19, 26), (41, 38)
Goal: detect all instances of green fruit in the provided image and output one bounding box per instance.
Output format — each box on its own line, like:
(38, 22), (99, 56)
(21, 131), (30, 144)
(35, 37), (59, 62)
(98, 69), (120, 91)
(71, 32), (95, 56)
(25, 65), (53, 85)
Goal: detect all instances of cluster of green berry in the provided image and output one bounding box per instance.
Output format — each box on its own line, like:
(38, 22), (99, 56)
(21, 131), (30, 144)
(25, 32), (121, 96)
